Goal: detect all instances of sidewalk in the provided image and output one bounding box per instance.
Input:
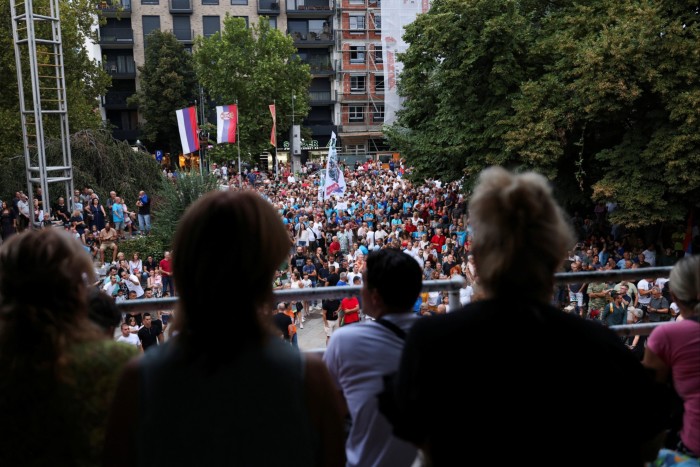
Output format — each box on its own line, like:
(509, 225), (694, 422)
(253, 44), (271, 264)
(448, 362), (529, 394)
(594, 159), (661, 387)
(297, 307), (328, 352)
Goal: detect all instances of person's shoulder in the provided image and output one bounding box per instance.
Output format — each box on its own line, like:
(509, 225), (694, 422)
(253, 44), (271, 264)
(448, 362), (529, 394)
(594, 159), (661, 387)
(72, 339), (138, 369)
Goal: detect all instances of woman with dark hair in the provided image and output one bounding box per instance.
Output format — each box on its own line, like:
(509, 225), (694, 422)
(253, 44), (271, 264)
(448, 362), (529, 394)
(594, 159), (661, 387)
(104, 190), (345, 467)
(0, 200), (17, 240)
(89, 196), (106, 231)
(0, 229), (136, 465)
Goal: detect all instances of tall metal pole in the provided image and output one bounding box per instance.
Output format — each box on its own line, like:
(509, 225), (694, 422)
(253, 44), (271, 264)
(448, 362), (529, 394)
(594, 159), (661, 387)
(199, 85), (207, 173)
(195, 99), (202, 176)
(236, 99), (242, 188)
(274, 98), (279, 179)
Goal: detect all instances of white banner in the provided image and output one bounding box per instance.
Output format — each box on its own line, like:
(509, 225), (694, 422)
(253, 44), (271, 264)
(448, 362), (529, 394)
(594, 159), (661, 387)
(323, 132), (346, 200)
(381, 0), (430, 125)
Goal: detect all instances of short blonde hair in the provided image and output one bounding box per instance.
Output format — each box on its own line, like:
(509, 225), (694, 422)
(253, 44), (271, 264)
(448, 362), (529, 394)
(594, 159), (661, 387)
(469, 167), (573, 302)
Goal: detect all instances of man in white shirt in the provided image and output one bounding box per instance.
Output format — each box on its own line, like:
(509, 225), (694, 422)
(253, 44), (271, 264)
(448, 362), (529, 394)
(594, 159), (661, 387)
(121, 270), (144, 298)
(116, 323), (142, 351)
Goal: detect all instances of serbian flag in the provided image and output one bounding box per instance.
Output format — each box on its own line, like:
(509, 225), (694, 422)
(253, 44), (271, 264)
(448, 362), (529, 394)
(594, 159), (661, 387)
(216, 104), (238, 144)
(269, 104), (276, 147)
(175, 106), (200, 154)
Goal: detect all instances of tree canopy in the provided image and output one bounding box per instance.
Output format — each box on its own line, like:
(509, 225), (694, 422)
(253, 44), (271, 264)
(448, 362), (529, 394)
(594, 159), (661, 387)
(194, 15), (311, 160)
(128, 30), (198, 156)
(387, 0), (700, 227)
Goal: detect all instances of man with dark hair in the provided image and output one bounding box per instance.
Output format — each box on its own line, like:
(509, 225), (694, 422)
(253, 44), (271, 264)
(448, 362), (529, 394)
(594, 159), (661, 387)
(137, 313), (162, 352)
(323, 248), (422, 466)
(87, 288), (122, 337)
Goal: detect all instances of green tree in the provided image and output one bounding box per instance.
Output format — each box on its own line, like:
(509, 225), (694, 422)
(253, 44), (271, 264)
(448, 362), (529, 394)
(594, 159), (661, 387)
(128, 30), (198, 156)
(194, 16), (311, 159)
(0, 0), (110, 161)
(387, 0), (700, 227)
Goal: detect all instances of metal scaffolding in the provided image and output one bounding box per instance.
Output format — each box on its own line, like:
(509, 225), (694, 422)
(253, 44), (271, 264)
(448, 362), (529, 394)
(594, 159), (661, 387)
(10, 0), (74, 223)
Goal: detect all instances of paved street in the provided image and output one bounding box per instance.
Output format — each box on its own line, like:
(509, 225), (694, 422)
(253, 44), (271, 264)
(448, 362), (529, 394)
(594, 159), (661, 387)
(297, 307), (328, 353)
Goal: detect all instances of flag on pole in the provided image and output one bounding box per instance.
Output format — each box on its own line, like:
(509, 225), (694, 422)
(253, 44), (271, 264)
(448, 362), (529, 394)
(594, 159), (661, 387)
(323, 132), (346, 200)
(269, 104), (276, 147)
(216, 104), (238, 144)
(175, 106), (200, 154)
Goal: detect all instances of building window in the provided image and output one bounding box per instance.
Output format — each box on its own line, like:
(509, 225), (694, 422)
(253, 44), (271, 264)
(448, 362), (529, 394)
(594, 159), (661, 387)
(373, 14), (381, 31)
(345, 144), (365, 155)
(269, 17), (277, 29)
(375, 74), (385, 92)
(141, 0), (158, 4)
(230, 0), (247, 4)
(234, 15), (249, 27)
(202, 0), (218, 4)
(349, 0), (364, 4)
(350, 46), (365, 64)
(374, 45), (383, 63)
(173, 16), (192, 41)
(203, 16), (220, 37)
(349, 106), (364, 123)
(142, 16), (161, 44)
(350, 75), (366, 93)
(372, 104), (384, 123)
(349, 15), (365, 32)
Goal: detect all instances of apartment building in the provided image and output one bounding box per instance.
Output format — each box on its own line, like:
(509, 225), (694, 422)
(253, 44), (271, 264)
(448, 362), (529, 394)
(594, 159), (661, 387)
(96, 0), (393, 158)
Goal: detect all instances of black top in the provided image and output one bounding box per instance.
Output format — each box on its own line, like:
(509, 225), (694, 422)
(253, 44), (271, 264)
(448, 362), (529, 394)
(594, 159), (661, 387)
(272, 313), (293, 341)
(138, 323), (162, 351)
(387, 298), (668, 466)
(322, 299), (341, 321)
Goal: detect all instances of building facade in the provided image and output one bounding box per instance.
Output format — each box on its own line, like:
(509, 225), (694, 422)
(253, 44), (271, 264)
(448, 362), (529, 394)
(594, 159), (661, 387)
(96, 0), (397, 161)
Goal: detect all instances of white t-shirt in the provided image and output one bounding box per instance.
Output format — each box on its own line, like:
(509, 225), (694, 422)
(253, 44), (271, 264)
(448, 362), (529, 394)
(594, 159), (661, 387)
(116, 333), (141, 349)
(460, 285), (474, 306)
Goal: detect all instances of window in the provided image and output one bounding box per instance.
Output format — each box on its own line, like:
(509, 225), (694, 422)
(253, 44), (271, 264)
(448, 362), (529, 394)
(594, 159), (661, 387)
(350, 75), (366, 93)
(349, 106), (364, 123)
(142, 16), (161, 44)
(375, 74), (385, 92)
(350, 46), (365, 64)
(346, 144), (365, 155)
(373, 14), (381, 31)
(230, 0), (247, 4)
(203, 16), (220, 37)
(349, 15), (365, 31)
(233, 15), (249, 27)
(141, 0), (158, 4)
(372, 104), (384, 123)
(202, 0), (218, 4)
(269, 17), (277, 29)
(173, 16), (192, 41)
(374, 45), (383, 63)
(349, 0), (363, 4)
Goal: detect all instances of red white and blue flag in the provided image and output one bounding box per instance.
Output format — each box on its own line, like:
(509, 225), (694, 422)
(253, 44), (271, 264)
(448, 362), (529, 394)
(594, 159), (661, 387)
(175, 106), (200, 154)
(216, 104), (238, 144)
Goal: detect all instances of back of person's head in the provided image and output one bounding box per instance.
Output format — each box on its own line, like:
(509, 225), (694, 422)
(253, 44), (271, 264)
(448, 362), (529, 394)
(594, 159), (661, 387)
(173, 190), (289, 355)
(87, 288), (122, 336)
(365, 249), (422, 313)
(468, 167), (573, 302)
(669, 255), (700, 316)
(0, 229), (98, 374)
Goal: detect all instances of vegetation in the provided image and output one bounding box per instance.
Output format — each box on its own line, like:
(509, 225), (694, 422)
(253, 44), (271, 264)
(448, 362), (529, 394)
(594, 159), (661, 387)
(128, 30), (198, 156)
(194, 16), (311, 161)
(386, 0), (700, 227)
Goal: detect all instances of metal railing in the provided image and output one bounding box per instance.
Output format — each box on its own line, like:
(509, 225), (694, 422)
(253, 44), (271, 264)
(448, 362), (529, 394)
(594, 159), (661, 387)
(117, 267), (676, 338)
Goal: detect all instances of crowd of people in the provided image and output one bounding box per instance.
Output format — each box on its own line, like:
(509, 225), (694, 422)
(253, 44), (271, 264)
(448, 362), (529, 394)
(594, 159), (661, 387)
(0, 161), (697, 466)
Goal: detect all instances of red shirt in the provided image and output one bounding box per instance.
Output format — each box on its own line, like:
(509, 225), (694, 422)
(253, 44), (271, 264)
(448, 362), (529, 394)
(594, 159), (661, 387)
(404, 223), (417, 234)
(431, 234), (446, 249)
(329, 241), (341, 255)
(341, 297), (360, 324)
(159, 258), (172, 276)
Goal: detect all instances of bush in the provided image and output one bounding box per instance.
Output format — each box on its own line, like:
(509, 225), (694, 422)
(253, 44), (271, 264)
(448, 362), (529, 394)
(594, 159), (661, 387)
(118, 234), (168, 263)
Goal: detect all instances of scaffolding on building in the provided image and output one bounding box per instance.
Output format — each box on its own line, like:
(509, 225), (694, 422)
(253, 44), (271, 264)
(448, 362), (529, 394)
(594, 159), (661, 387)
(10, 0), (75, 223)
(335, 0), (388, 159)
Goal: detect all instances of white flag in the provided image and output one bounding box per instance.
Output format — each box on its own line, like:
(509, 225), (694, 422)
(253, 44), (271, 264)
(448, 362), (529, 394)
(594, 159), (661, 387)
(323, 132), (346, 200)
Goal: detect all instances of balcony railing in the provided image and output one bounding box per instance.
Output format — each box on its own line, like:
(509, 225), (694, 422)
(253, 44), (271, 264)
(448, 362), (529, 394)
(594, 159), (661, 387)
(258, 0), (281, 14)
(287, 0), (333, 11)
(97, 0), (131, 13)
(309, 90), (334, 104)
(172, 28), (194, 43)
(103, 90), (136, 108)
(99, 28), (134, 45)
(306, 58), (334, 74)
(169, 0), (192, 13)
(103, 59), (136, 77)
(290, 30), (334, 43)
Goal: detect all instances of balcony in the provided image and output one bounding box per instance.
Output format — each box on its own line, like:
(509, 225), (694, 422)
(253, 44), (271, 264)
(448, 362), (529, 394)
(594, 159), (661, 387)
(172, 28), (194, 43)
(258, 0), (281, 15)
(306, 57), (335, 75)
(97, 0), (131, 16)
(290, 30), (334, 48)
(103, 90), (137, 109)
(103, 59), (136, 79)
(338, 123), (384, 135)
(287, 0), (334, 17)
(169, 0), (192, 13)
(309, 90), (335, 105)
(99, 28), (134, 48)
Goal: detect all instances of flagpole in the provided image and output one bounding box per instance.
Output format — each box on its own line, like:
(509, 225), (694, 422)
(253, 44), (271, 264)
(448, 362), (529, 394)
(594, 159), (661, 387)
(273, 99), (279, 179)
(236, 99), (242, 188)
(195, 99), (203, 176)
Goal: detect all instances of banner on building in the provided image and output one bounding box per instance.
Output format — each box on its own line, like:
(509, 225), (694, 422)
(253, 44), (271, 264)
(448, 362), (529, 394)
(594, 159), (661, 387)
(216, 104), (238, 144)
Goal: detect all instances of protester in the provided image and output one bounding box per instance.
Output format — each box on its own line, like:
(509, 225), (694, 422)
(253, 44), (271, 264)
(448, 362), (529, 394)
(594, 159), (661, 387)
(0, 229), (136, 465)
(104, 190), (345, 467)
(643, 255), (700, 459)
(324, 248), (422, 466)
(382, 167), (668, 466)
